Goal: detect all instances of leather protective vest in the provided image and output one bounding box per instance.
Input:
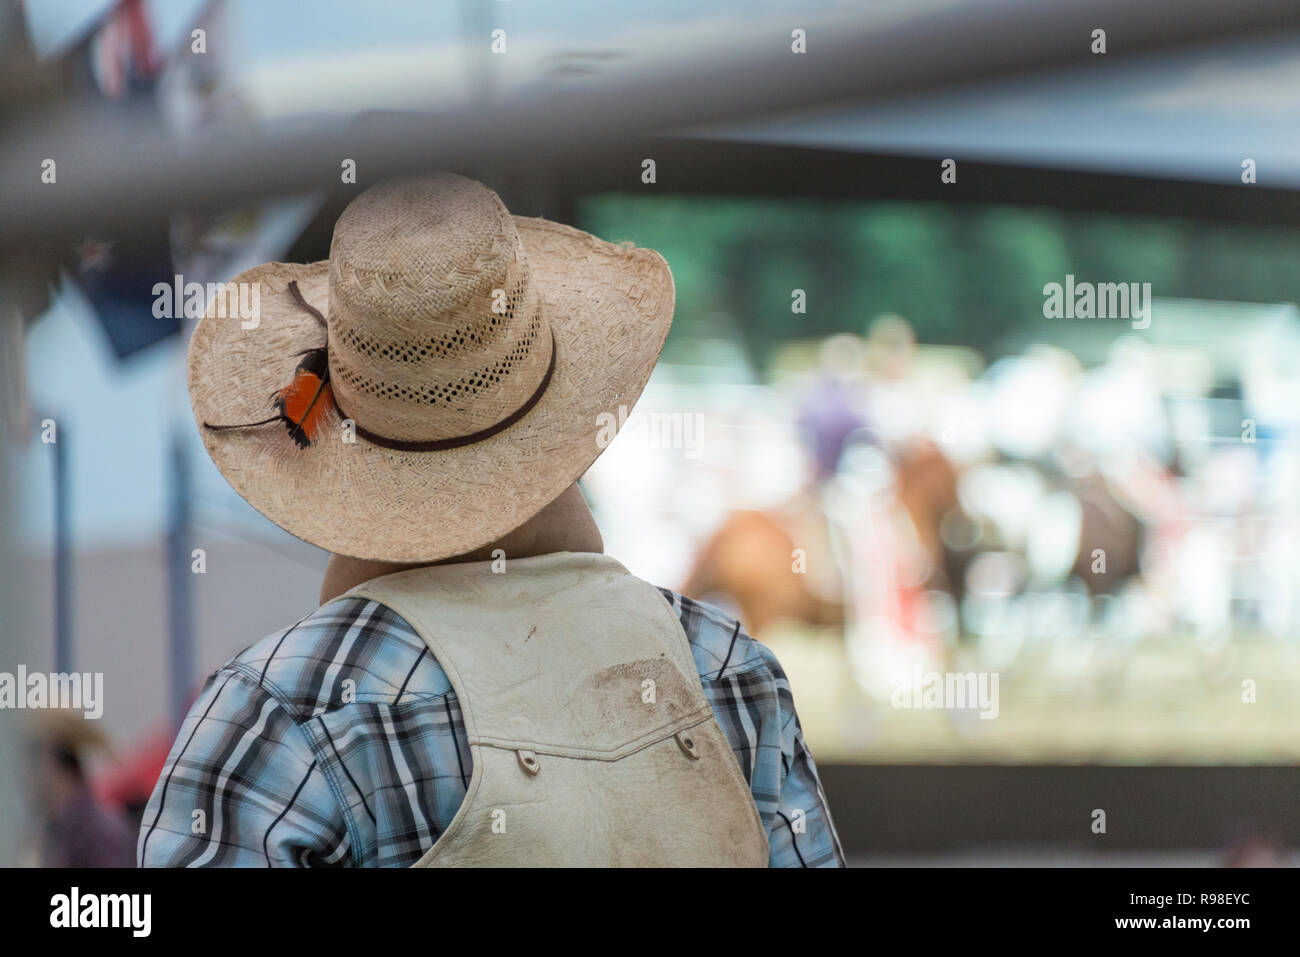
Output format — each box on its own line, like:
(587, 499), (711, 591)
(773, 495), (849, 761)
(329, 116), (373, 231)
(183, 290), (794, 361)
(346, 551), (769, 867)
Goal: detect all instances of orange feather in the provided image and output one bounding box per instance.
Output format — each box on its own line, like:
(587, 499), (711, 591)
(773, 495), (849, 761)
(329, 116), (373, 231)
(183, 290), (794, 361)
(274, 349), (333, 447)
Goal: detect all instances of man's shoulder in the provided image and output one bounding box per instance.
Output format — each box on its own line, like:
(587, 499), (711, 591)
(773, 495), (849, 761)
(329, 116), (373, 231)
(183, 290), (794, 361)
(654, 588), (773, 683)
(217, 596), (453, 721)
(215, 588), (772, 719)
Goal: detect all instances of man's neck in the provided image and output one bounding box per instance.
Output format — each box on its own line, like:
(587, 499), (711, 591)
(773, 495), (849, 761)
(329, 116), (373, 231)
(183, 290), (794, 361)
(318, 483), (603, 604)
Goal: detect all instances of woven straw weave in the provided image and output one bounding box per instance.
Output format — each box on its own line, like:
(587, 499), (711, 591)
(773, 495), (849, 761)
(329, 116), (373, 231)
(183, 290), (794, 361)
(188, 173), (674, 562)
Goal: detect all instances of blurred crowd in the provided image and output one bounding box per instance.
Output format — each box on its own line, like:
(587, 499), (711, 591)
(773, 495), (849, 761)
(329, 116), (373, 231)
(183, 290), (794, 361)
(621, 308), (1300, 702)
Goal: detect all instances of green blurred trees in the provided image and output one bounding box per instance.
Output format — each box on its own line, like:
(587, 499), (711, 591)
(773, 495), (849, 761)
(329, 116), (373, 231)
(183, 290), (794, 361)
(579, 193), (1300, 371)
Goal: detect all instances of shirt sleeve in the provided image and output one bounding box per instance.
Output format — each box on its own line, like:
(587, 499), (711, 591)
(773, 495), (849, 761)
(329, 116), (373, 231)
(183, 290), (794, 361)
(137, 669), (352, 867)
(760, 644), (847, 868)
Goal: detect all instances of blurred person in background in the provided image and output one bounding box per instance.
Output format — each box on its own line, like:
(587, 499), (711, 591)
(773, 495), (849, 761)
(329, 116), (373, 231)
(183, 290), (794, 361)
(27, 711), (136, 868)
(797, 333), (870, 485)
(859, 313), (923, 452)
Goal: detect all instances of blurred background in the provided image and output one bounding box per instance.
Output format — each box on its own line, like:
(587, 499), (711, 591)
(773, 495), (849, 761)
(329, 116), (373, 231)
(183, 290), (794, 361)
(3, 0), (1300, 866)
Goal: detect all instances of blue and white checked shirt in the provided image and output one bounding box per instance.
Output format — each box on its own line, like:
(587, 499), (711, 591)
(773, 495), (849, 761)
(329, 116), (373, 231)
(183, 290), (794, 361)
(138, 585), (845, 867)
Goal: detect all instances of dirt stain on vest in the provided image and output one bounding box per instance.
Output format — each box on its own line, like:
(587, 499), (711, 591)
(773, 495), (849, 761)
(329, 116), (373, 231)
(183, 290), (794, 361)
(573, 658), (694, 728)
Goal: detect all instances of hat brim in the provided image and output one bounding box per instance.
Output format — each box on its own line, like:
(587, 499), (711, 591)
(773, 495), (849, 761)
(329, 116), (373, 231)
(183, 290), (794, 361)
(188, 217), (674, 562)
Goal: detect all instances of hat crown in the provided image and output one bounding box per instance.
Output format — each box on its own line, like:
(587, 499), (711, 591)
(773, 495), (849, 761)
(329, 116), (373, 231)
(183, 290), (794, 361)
(325, 174), (552, 444)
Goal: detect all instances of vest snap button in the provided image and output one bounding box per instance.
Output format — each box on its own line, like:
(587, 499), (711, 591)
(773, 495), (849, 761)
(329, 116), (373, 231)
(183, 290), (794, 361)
(675, 731), (700, 760)
(517, 749), (541, 775)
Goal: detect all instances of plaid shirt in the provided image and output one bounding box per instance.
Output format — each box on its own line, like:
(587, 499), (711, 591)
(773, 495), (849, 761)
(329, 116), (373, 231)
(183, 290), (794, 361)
(138, 585), (845, 868)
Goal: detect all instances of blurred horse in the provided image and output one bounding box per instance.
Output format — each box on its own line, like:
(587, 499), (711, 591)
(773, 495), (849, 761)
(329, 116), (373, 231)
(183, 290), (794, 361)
(895, 441), (961, 589)
(1070, 471), (1144, 593)
(681, 441), (1144, 639)
(680, 492), (845, 637)
(677, 442), (954, 638)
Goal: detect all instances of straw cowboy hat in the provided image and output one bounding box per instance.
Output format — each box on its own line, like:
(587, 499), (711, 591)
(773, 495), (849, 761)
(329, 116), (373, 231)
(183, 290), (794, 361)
(189, 173), (674, 562)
